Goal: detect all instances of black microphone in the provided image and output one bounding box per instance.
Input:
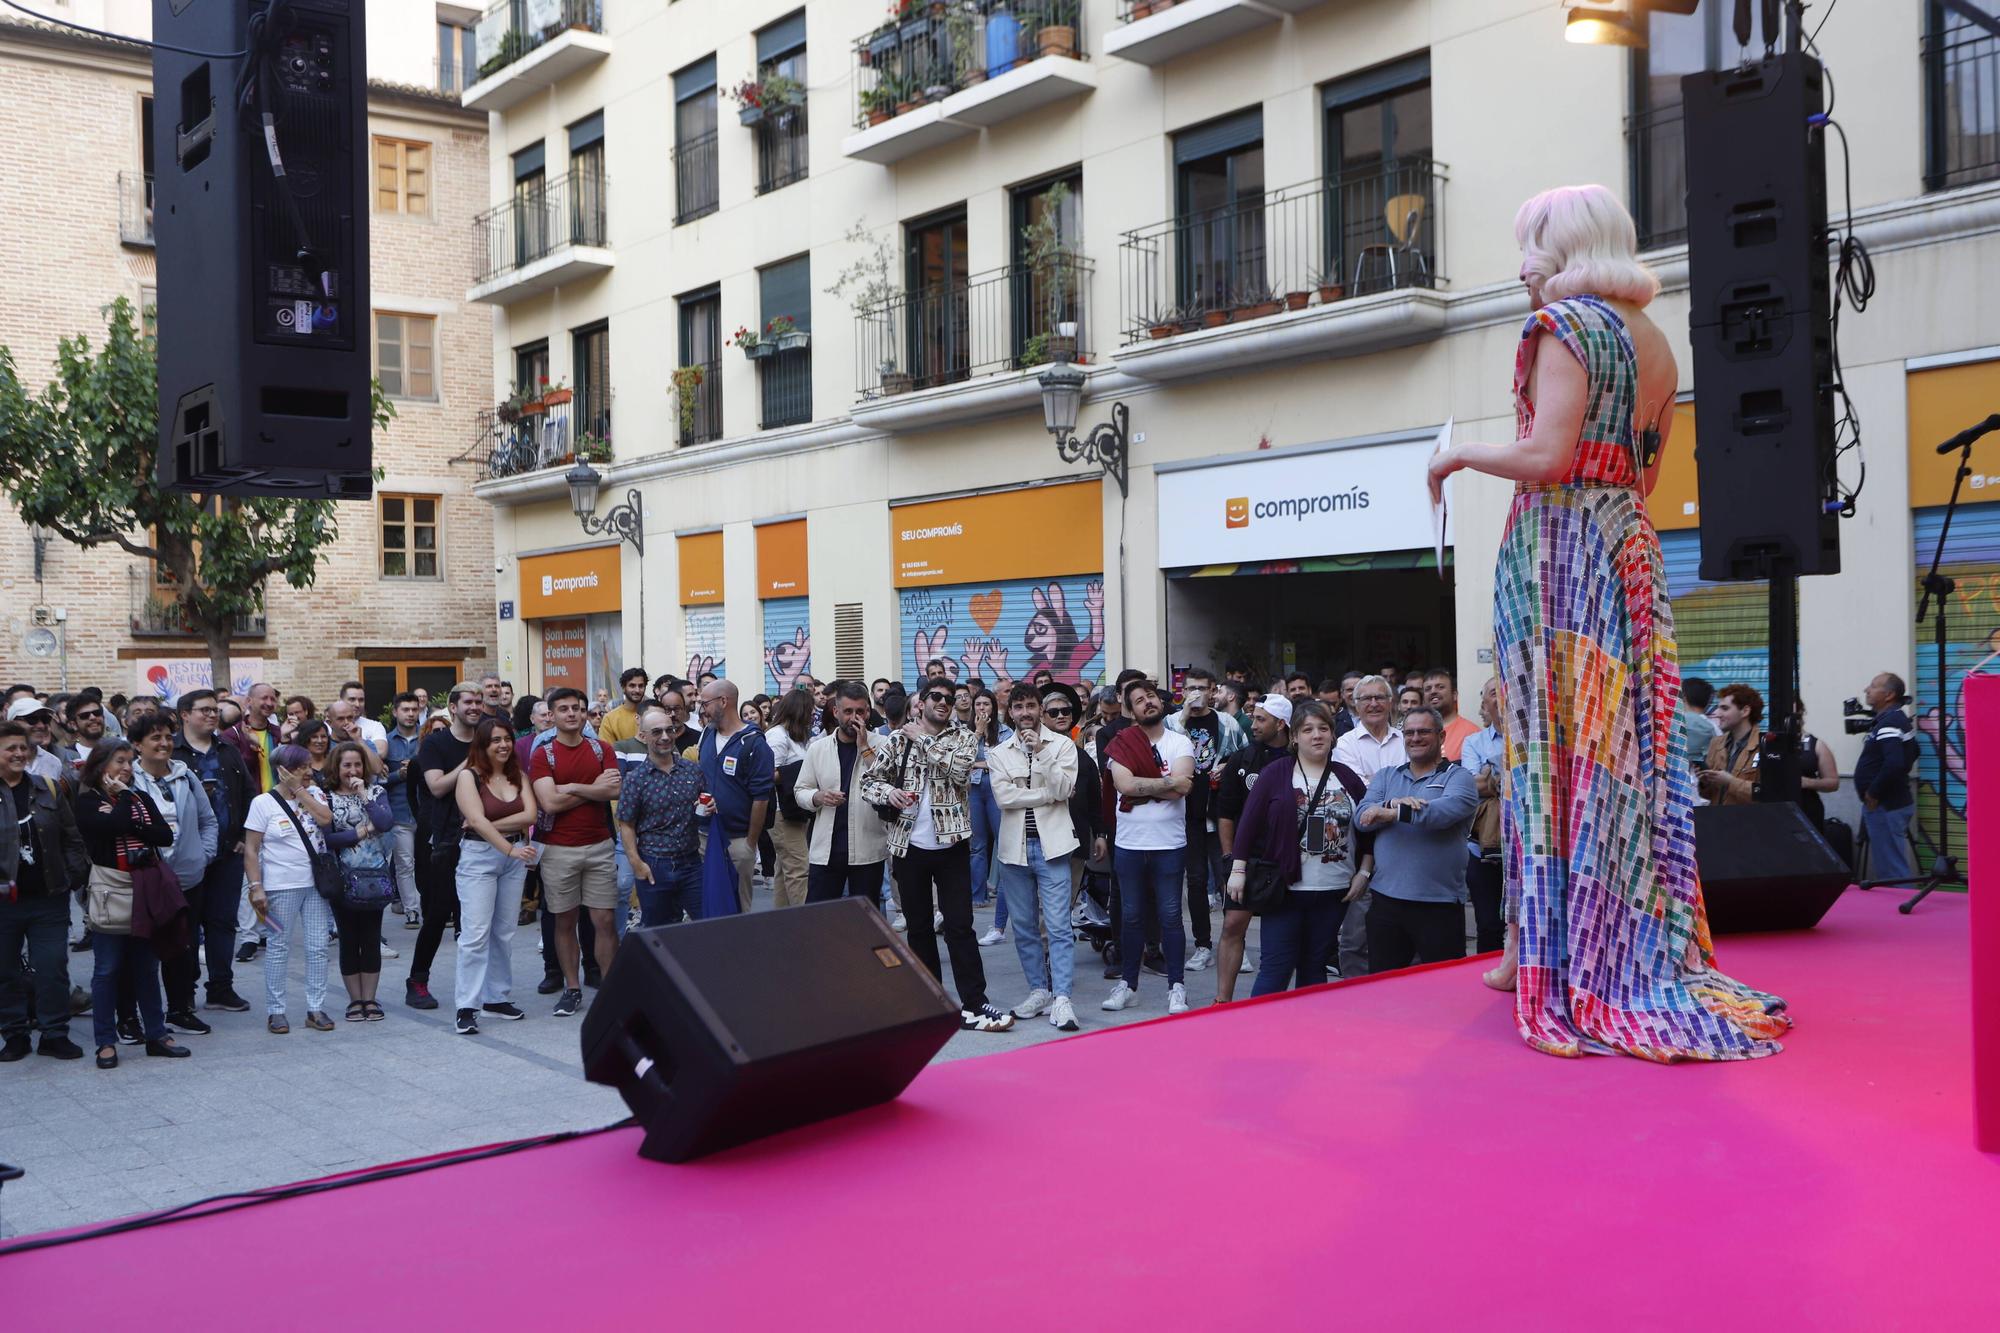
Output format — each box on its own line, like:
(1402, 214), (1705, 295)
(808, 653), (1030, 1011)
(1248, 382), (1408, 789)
(1936, 414), (2000, 455)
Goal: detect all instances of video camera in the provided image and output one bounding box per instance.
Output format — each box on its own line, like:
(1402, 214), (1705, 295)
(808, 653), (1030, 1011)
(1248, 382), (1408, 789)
(1841, 697), (1874, 736)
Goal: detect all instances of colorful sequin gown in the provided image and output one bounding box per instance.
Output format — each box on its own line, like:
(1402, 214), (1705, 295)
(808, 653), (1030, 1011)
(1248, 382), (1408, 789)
(1495, 295), (1791, 1061)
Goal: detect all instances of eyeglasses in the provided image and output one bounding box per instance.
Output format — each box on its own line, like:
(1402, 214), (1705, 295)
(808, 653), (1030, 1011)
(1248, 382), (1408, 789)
(73, 708), (103, 720)
(923, 692), (951, 704)
(642, 727), (672, 737)
(1043, 707), (1073, 719)
(1402, 727), (1438, 737)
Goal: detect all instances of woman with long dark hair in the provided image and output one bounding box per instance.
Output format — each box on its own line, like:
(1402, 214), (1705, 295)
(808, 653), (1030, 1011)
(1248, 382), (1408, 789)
(969, 688), (1008, 942)
(75, 739), (191, 1067)
(294, 719), (335, 790)
(763, 688), (817, 909)
(1427, 183), (1788, 1060)
(326, 741), (394, 1022)
(451, 717), (540, 1037)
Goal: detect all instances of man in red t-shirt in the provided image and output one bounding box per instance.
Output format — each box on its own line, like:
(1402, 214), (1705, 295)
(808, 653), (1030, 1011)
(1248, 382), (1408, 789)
(528, 687), (621, 1017)
(1424, 668), (1481, 763)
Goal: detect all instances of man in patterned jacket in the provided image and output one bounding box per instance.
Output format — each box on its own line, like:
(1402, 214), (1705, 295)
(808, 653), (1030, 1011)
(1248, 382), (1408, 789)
(860, 676), (1014, 1033)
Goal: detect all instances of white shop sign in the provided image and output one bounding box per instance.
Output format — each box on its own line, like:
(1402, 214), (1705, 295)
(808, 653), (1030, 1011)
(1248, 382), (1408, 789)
(1155, 433), (1453, 568)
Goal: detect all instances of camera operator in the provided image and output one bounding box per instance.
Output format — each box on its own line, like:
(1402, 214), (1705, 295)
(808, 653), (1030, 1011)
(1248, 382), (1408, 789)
(1852, 672), (1919, 885)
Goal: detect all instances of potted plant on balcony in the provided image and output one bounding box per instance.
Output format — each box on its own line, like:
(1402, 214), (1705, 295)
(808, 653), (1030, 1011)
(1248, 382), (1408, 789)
(670, 365), (705, 437)
(1310, 265), (1346, 305)
(732, 325), (775, 360)
(539, 376), (573, 407)
(1233, 281), (1283, 321)
(1036, 0), (1080, 58)
(1200, 305), (1232, 329)
(859, 84), (894, 127)
(575, 431), (612, 464)
(1143, 303), (1186, 340)
(948, 3), (988, 87)
(731, 74), (805, 126)
(765, 314), (810, 351)
(879, 358), (915, 396)
(1020, 179), (1082, 358)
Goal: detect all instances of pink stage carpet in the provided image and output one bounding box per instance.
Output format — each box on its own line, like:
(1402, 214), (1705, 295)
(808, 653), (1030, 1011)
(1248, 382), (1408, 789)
(9, 889), (1996, 1329)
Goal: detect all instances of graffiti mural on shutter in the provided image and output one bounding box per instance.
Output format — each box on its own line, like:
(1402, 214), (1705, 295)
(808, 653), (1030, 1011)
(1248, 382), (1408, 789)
(683, 607), (726, 682)
(762, 595), (812, 695)
(1658, 529), (1779, 700)
(899, 574), (1105, 688)
(1911, 502), (2000, 869)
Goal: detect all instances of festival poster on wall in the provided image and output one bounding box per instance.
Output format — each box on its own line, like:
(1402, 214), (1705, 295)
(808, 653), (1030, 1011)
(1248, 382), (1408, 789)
(541, 618), (589, 692)
(683, 606), (727, 683)
(136, 658), (266, 700)
(763, 596), (812, 696)
(899, 575), (1105, 688)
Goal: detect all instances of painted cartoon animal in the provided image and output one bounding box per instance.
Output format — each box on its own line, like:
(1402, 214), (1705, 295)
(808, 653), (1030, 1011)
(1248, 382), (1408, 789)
(1022, 580), (1105, 685)
(764, 626), (812, 694)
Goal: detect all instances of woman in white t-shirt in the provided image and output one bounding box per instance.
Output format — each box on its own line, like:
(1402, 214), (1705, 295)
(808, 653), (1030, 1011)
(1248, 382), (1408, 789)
(243, 743), (337, 1034)
(1226, 701), (1374, 996)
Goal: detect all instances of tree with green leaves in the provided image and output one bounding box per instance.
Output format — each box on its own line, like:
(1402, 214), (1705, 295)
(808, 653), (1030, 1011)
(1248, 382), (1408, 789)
(0, 297), (391, 688)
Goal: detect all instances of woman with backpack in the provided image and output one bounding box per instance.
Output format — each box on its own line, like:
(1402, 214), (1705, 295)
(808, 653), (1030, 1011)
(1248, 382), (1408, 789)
(244, 743), (338, 1034)
(74, 737), (192, 1068)
(451, 716), (540, 1036)
(326, 741), (395, 1023)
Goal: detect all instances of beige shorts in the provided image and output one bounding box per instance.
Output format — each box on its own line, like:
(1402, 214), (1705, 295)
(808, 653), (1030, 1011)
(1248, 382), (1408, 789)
(538, 839), (619, 913)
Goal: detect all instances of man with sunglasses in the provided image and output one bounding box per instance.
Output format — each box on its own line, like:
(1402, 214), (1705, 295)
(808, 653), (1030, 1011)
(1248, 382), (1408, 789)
(860, 677), (1014, 1032)
(59, 691), (109, 768)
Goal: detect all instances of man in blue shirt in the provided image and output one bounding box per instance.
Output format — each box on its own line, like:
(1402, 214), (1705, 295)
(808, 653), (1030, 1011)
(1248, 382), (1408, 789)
(1853, 671), (1919, 885)
(383, 692), (426, 929)
(697, 678), (774, 912)
(1355, 705), (1479, 971)
(1458, 678), (1507, 956)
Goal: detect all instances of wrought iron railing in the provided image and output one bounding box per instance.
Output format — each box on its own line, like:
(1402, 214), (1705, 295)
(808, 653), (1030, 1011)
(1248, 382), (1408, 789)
(1115, 0), (1192, 19)
(678, 360), (723, 446)
(475, 169), (607, 283)
(1627, 102), (1687, 250)
(852, 0), (1086, 130)
(129, 571), (265, 636)
(1117, 160), (1446, 343)
(472, 0), (604, 84)
(854, 255), (1094, 399)
(1923, 5), (2000, 191)
(118, 171), (154, 247)
(674, 130), (719, 223)
(759, 348), (813, 430)
(461, 398), (578, 479)
(755, 102), (810, 194)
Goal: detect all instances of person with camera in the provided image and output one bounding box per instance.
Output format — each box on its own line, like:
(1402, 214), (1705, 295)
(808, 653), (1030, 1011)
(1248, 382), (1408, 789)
(243, 743), (338, 1035)
(75, 738), (192, 1067)
(0, 720), (89, 1062)
(1853, 672), (1919, 884)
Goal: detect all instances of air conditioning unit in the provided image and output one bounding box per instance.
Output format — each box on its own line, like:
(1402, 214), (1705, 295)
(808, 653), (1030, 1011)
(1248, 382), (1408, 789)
(30, 606), (56, 628)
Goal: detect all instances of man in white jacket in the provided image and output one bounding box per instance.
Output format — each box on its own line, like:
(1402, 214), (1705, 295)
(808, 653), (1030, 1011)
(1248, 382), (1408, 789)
(795, 682), (891, 908)
(988, 683), (1081, 1031)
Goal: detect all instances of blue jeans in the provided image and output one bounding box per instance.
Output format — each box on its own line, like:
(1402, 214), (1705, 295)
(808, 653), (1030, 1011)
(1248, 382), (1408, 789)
(638, 856), (703, 926)
(92, 931), (165, 1049)
(1114, 846), (1186, 988)
(455, 840), (528, 1011)
(262, 884), (333, 1017)
(1863, 802), (1916, 884)
(969, 777), (999, 905)
(1252, 890), (1349, 996)
(0, 893), (71, 1040)
(999, 836), (1074, 997)
(611, 838), (634, 940)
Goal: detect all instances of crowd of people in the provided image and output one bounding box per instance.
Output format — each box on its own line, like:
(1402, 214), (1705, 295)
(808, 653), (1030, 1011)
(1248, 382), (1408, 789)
(0, 652), (1920, 1068)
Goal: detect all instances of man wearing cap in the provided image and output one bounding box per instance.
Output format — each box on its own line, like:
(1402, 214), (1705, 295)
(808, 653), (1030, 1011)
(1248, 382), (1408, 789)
(1210, 694), (1293, 999)
(6, 699), (69, 784)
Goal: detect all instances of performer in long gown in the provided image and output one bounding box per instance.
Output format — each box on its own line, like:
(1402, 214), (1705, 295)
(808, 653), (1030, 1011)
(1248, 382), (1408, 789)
(1427, 185), (1790, 1062)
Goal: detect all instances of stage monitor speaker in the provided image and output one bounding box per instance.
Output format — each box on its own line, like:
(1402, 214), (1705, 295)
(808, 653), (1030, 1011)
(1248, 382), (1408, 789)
(1693, 802), (1850, 934)
(1682, 49), (1838, 581)
(581, 899), (962, 1163)
(152, 0), (372, 497)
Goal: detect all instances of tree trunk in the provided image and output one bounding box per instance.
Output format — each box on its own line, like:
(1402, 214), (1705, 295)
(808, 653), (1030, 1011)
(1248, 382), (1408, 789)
(199, 617), (233, 698)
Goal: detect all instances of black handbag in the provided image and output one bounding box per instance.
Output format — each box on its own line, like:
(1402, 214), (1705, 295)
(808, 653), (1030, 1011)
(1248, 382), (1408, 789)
(774, 757), (811, 825)
(870, 741), (911, 825)
(273, 793), (345, 903)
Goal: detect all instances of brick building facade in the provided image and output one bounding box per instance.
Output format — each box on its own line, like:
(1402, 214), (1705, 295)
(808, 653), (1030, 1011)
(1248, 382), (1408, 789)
(0, 16), (497, 711)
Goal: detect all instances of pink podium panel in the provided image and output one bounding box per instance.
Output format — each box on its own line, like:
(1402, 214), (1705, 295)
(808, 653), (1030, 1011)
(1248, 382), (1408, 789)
(1971, 674), (1999, 1153)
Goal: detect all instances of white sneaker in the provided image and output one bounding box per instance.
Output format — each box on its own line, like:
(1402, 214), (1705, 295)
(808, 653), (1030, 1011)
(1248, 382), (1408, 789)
(1208, 891), (1223, 911)
(1013, 987), (1053, 1019)
(1168, 983), (1190, 1014)
(1101, 981), (1137, 1011)
(932, 909), (944, 930)
(1049, 996), (1079, 1031)
(1185, 946), (1214, 972)
(1238, 953), (1255, 973)
(891, 913), (908, 931)
(978, 926), (1005, 947)
(379, 941), (399, 959)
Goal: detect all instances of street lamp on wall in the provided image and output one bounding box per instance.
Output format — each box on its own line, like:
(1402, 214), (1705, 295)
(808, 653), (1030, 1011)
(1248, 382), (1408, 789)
(565, 461), (645, 554)
(1037, 349), (1130, 499)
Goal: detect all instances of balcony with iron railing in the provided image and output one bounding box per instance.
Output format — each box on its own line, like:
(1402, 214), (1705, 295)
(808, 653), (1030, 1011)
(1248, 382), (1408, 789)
(129, 571), (266, 638)
(1924, 7), (2000, 192)
(1627, 102), (1687, 250)
(118, 171), (154, 247)
(844, 1), (1095, 166)
(1106, 0), (1328, 67)
(462, 0), (610, 113)
(457, 394), (607, 481)
(469, 169), (612, 305)
(752, 99), (810, 195)
(675, 361), (722, 447)
(1115, 160), (1448, 381)
(848, 255), (1095, 430)
(759, 349), (814, 431)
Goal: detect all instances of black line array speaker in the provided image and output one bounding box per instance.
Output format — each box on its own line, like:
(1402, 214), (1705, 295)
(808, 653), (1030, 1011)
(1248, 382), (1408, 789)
(581, 899), (963, 1163)
(1693, 802), (1850, 934)
(152, 0), (372, 497)
(1682, 50), (1839, 581)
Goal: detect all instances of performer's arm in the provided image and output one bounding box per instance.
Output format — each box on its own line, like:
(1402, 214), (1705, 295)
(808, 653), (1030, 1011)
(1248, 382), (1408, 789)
(1430, 348), (1592, 495)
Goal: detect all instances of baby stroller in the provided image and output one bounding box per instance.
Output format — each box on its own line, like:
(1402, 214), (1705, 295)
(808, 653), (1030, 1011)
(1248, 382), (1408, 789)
(1074, 863), (1117, 964)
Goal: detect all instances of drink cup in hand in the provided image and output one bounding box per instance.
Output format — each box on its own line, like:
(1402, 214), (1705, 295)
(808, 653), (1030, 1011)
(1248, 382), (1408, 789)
(695, 792), (716, 818)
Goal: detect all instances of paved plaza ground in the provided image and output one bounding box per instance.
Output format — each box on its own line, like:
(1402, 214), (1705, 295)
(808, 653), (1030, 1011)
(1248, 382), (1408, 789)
(1, 887), (1355, 1240)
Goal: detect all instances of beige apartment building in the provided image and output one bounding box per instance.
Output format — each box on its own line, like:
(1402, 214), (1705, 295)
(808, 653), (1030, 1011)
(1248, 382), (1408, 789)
(466, 0), (1997, 852)
(0, 3), (498, 710)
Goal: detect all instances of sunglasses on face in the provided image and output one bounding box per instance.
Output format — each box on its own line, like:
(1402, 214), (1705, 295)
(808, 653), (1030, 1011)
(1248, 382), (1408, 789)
(74, 708), (103, 720)
(923, 692), (951, 704)
(643, 726), (673, 737)
(1043, 707), (1073, 719)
